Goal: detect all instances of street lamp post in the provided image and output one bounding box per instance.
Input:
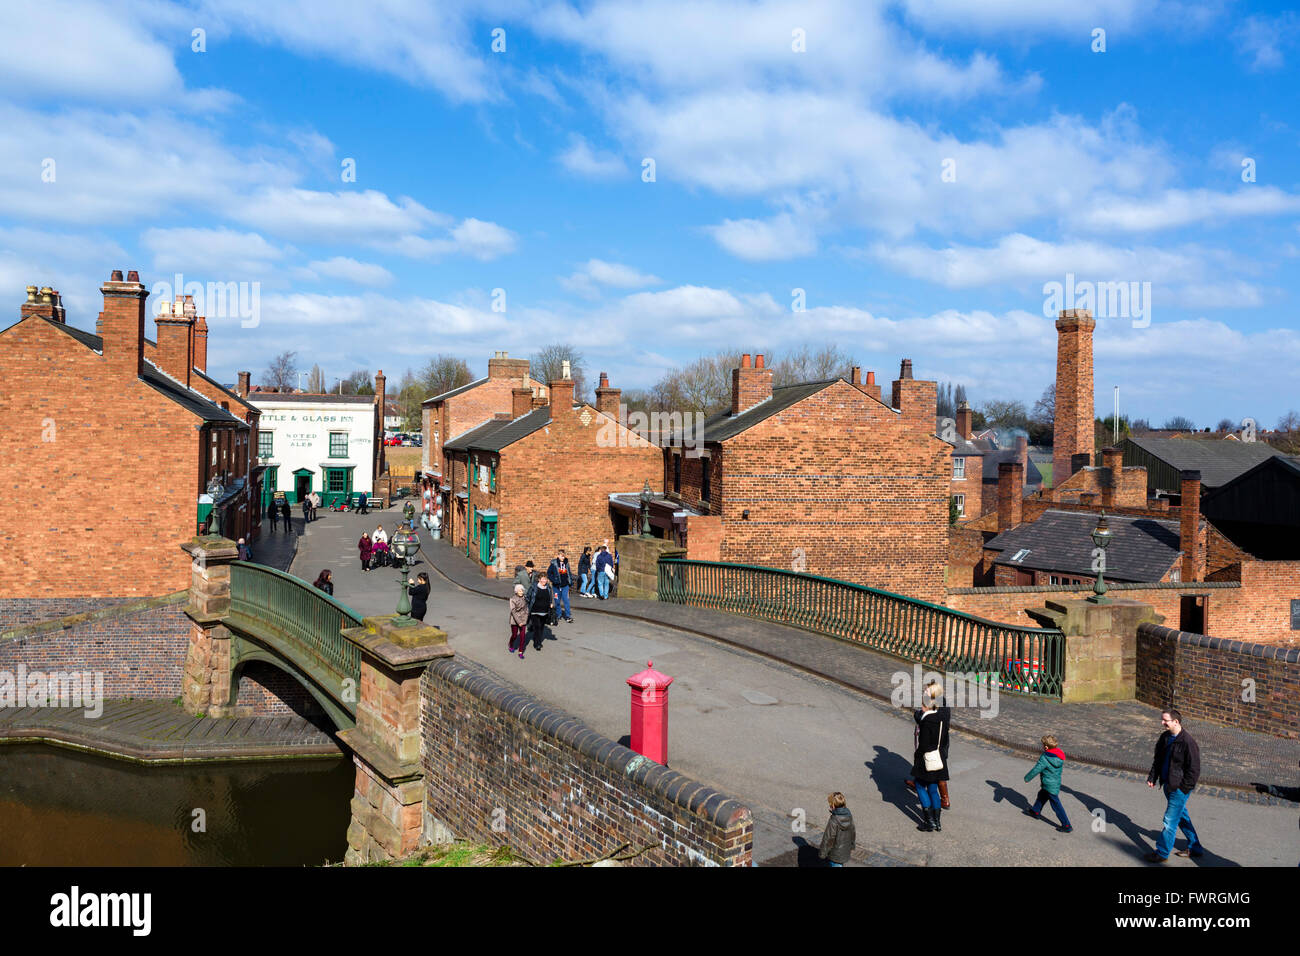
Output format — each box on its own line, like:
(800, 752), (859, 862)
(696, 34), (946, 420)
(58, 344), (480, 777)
(390, 527), (423, 622)
(639, 480), (653, 537)
(1089, 511), (1113, 603)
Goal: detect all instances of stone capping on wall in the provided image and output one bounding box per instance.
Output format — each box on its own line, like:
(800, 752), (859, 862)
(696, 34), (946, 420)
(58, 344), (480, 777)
(1138, 622), (1300, 664)
(946, 582), (1242, 595)
(0, 590), (188, 642)
(424, 657), (751, 833)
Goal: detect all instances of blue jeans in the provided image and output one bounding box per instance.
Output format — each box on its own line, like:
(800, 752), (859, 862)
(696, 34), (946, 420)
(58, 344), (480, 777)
(1155, 787), (1200, 858)
(556, 585), (570, 619)
(1032, 789), (1071, 828)
(827, 861), (843, 867)
(579, 572), (590, 595)
(597, 573), (610, 599)
(916, 782), (940, 810)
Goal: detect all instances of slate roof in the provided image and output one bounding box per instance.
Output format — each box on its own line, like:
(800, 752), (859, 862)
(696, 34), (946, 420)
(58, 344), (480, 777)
(443, 406), (557, 453)
(422, 376), (487, 406)
(679, 380), (839, 444)
(1125, 437), (1281, 489)
(40, 318), (246, 426)
(248, 392), (376, 406)
(981, 448), (1043, 491)
(985, 509), (1183, 582)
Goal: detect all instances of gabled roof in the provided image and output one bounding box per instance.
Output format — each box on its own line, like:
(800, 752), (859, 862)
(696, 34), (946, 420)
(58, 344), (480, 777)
(684, 379), (839, 444)
(422, 376), (487, 406)
(985, 509), (1183, 582)
(443, 416), (517, 453)
(38, 317), (245, 426)
(467, 406), (554, 451)
(1124, 436), (1282, 489)
(980, 448), (1043, 491)
(248, 392), (376, 406)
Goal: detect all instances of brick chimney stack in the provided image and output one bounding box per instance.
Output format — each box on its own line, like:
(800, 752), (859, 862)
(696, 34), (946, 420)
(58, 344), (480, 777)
(595, 371), (621, 417)
(548, 363), (575, 414)
(731, 352), (774, 416)
(487, 350), (531, 381)
(237, 371), (251, 399)
(1016, 434), (1028, 476)
(956, 401), (973, 441)
(100, 269), (148, 380)
(155, 296), (195, 389)
(1053, 308), (1095, 488)
(1180, 470), (1202, 582)
(997, 460), (1024, 531)
(1101, 446), (1123, 509)
(192, 310), (208, 374)
(21, 286), (66, 324)
(891, 358), (937, 433)
(512, 387), (533, 419)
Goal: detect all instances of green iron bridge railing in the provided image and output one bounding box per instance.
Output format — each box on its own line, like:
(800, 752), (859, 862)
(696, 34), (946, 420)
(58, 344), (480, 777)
(228, 561), (364, 721)
(658, 559), (1064, 699)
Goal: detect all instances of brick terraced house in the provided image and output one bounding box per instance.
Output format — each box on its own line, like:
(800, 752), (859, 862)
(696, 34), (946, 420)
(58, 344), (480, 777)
(0, 272), (253, 599)
(441, 368), (659, 576)
(421, 351), (548, 478)
(658, 353), (951, 603)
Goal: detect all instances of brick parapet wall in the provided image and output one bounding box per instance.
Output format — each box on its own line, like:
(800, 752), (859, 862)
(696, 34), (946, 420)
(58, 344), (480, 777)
(0, 593), (190, 699)
(1136, 622), (1300, 738)
(420, 657), (753, 866)
(0, 597), (135, 631)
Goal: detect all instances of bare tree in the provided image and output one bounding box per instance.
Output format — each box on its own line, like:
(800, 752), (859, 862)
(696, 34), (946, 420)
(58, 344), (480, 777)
(1162, 416), (1196, 431)
(531, 344), (588, 401)
(980, 399), (1030, 432)
(769, 344), (856, 386)
(1277, 410), (1300, 433)
(397, 368), (423, 431)
(340, 369), (372, 395)
(1214, 418), (1236, 433)
(306, 363), (326, 393)
(263, 350), (298, 391)
(420, 355), (474, 399)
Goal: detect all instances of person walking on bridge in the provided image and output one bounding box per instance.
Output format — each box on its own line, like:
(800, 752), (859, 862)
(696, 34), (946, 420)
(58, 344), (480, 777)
(526, 573), (553, 652)
(911, 681), (950, 833)
(1145, 709), (1204, 863)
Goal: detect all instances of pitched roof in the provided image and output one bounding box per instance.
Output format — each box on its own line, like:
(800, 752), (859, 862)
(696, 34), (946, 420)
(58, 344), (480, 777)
(685, 380), (839, 444)
(443, 416), (517, 453)
(249, 392), (377, 406)
(1125, 436), (1281, 488)
(467, 406), (554, 451)
(985, 509), (1183, 582)
(422, 376), (487, 405)
(39, 317), (245, 426)
(980, 448), (1043, 491)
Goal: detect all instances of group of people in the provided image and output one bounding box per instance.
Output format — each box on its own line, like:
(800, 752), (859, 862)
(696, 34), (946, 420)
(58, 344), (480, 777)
(266, 498), (294, 533)
(576, 543), (617, 600)
(818, 691), (1208, 867)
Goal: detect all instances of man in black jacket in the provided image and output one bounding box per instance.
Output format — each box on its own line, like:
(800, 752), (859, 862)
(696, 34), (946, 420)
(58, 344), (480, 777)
(1145, 709), (1205, 862)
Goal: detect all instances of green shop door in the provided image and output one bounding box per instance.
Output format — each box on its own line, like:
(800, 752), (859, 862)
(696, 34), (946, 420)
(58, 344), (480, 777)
(261, 466), (278, 512)
(292, 469), (314, 503)
(477, 512), (497, 566)
(323, 467), (354, 508)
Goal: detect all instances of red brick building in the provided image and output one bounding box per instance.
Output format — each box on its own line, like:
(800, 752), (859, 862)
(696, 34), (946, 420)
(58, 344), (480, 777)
(0, 273), (253, 599)
(441, 370), (659, 575)
(421, 351), (548, 478)
(657, 353), (950, 602)
(1053, 308), (1096, 487)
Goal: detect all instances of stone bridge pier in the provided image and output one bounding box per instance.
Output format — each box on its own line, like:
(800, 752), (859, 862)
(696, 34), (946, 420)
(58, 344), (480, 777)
(338, 613), (453, 864)
(180, 535), (248, 717)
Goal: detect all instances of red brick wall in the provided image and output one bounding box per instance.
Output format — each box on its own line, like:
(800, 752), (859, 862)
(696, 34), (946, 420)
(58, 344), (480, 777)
(1051, 465), (1146, 507)
(685, 514), (723, 562)
(423, 371), (547, 475)
(420, 657), (752, 865)
(1137, 623), (1300, 739)
(713, 381), (949, 602)
(950, 452), (984, 519)
(947, 525), (991, 587)
(478, 406), (662, 572)
(0, 318), (200, 597)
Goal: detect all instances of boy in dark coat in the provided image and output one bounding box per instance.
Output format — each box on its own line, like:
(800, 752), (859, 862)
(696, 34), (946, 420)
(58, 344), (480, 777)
(818, 792), (855, 867)
(1024, 734), (1072, 832)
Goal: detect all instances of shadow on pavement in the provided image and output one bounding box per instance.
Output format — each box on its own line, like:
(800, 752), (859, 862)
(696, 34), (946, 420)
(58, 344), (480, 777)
(867, 746), (926, 826)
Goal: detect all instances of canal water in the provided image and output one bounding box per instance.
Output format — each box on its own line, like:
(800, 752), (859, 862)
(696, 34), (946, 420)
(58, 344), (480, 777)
(0, 744), (354, 866)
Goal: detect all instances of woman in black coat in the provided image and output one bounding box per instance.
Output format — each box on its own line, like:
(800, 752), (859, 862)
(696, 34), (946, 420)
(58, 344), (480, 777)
(312, 570), (333, 596)
(408, 572), (430, 622)
(911, 682), (951, 833)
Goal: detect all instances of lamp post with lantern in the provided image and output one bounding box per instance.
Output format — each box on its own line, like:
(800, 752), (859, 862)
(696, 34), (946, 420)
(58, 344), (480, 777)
(390, 527), (423, 622)
(1089, 511), (1113, 603)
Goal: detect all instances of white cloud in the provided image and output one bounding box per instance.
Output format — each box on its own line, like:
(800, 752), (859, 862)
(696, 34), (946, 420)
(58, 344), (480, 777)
(557, 134), (626, 178)
(559, 258), (661, 297)
(1233, 14), (1300, 71)
(230, 188), (447, 241)
(1077, 187), (1300, 232)
(706, 214), (817, 260)
(372, 218), (518, 261)
(142, 227), (287, 277)
(304, 256), (395, 286)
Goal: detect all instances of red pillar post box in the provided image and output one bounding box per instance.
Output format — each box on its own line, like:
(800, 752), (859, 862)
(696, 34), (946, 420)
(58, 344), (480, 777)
(627, 660), (673, 766)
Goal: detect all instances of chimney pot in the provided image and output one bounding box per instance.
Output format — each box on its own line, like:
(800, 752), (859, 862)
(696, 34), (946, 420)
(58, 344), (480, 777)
(741, 353), (751, 368)
(126, 270), (139, 283)
(900, 359), (913, 380)
(850, 366), (861, 385)
(755, 353), (765, 369)
(866, 371), (875, 384)
(110, 270), (123, 282)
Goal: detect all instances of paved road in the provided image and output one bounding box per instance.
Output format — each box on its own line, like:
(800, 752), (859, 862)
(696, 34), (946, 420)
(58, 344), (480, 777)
(293, 509), (1300, 866)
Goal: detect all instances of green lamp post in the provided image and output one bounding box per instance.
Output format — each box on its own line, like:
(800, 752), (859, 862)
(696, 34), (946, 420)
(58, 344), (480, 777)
(390, 528), (423, 622)
(639, 480), (653, 537)
(1089, 511), (1113, 603)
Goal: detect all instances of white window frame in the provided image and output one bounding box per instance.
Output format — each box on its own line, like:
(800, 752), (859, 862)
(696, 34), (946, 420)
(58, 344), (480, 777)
(953, 456), (966, 480)
(953, 493), (965, 515)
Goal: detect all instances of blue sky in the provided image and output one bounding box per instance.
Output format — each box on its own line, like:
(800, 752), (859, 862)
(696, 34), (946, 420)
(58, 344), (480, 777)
(3, 0), (1300, 428)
